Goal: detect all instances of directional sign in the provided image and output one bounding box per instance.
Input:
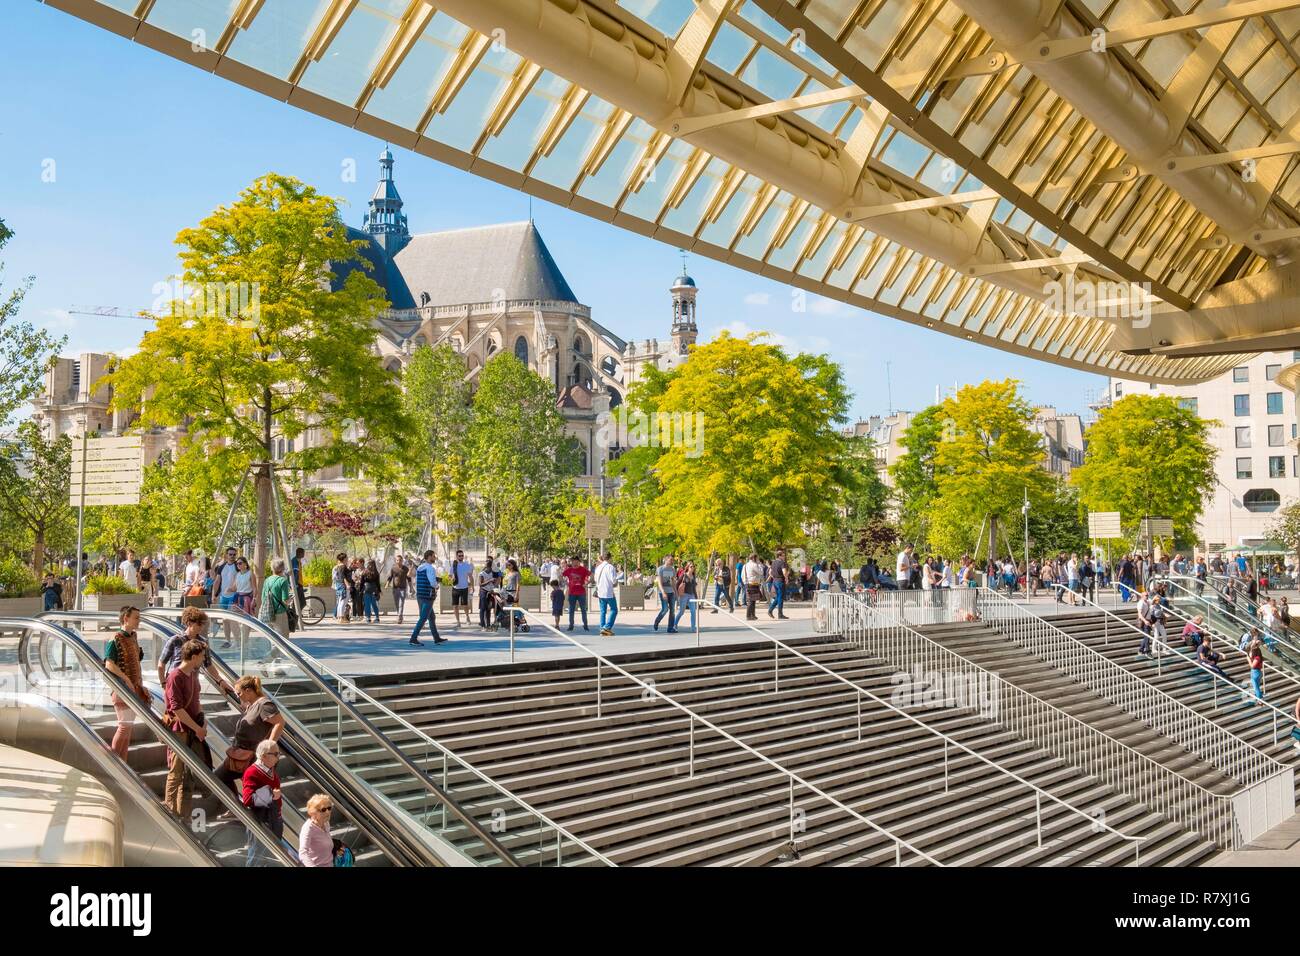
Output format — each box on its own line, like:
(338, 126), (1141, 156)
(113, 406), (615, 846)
(1138, 516), (1175, 539)
(584, 510), (610, 538)
(70, 436), (143, 506)
(1087, 511), (1123, 539)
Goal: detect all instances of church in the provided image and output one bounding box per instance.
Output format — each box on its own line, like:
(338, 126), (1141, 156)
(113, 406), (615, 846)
(34, 149), (703, 494)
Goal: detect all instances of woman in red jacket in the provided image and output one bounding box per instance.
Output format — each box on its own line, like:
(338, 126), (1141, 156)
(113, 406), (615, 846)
(241, 738), (283, 867)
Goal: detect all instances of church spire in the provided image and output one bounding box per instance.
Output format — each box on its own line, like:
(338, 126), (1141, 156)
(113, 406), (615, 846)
(363, 145), (410, 255)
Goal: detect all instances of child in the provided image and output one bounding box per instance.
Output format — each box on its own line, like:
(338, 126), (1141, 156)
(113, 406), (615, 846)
(550, 578), (564, 628)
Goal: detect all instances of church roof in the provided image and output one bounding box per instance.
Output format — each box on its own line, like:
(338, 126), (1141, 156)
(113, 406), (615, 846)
(332, 228), (415, 309)
(393, 221), (578, 309)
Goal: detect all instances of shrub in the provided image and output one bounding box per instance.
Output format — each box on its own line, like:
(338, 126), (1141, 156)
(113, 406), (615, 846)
(439, 573), (454, 586)
(519, 568), (541, 586)
(301, 555), (335, 586)
(0, 557), (40, 598)
(83, 575), (140, 595)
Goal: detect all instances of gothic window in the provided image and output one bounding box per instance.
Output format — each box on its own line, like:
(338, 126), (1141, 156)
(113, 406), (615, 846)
(574, 333), (590, 356)
(514, 336), (529, 364)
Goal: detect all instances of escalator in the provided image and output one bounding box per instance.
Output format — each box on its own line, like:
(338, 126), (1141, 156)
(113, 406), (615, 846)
(1156, 575), (1300, 680)
(0, 617), (295, 866)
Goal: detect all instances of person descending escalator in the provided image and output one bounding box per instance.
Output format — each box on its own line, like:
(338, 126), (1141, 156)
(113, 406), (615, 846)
(163, 640), (211, 821)
(241, 739), (284, 867)
(103, 605), (151, 762)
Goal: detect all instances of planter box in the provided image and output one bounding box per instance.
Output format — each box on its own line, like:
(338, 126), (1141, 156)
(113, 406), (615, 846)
(517, 584), (542, 612)
(81, 593), (143, 614)
(0, 596), (44, 616)
(439, 588), (453, 611)
(619, 584), (646, 611)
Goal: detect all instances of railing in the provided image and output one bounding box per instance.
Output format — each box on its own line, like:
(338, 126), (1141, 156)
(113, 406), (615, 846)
(142, 608), (591, 867)
(963, 588), (1286, 788)
(2, 616), (299, 867)
(701, 598), (1148, 860)
(38, 609), (434, 868)
(818, 592), (1294, 850)
(504, 606), (942, 866)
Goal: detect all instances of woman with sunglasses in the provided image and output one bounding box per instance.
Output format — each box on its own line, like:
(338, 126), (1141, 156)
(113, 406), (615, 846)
(299, 793), (335, 867)
(234, 557), (255, 615)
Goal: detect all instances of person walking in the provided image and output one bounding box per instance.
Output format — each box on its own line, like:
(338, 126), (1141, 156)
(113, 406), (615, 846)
(361, 559), (382, 624)
(162, 640), (209, 820)
(387, 554), (410, 625)
(258, 560), (294, 640)
(410, 550), (445, 646)
(291, 547), (306, 613)
(711, 558), (733, 613)
(674, 561), (699, 632)
(561, 555), (591, 632)
(331, 553), (350, 623)
(594, 553), (618, 636)
(1245, 634), (1266, 703)
(103, 606), (150, 762)
(653, 555), (678, 633)
(347, 558), (364, 619)
(450, 549), (473, 627)
(767, 549), (789, 620)
(743, 552), (764, 620)
(157, 605), (235, 697)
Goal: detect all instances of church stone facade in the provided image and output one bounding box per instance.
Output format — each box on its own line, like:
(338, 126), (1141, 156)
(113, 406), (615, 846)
(34, 150), (701, 493)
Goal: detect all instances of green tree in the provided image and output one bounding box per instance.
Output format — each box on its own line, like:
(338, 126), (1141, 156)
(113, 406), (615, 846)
(0, 219), (65, 425)
(102, 174), (410, 583)
(0, 420), (75, 572)
(1071, 394), (1217, 542)
(1268, 501), (1300, 558)
(927, 380), (1053, 558)
(466, 352), (578, 554)
(628, 332), (854, 556)
(1021, 477), (1089, 557)
(402, 343), (473, 548)
(889, 405), (946, 548)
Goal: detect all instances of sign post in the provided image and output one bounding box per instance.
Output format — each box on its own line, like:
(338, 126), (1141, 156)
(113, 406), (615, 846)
(69, 436), (144, 610)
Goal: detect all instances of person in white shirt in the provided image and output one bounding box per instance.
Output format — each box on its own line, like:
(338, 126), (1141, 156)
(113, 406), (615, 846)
(594, 553), (619, 636)
(743, 553), (765, 620)
(449, 549), (474, 627)
(896, 546), (913, 589)
(119, 549), (139, 589)
(183, 550), (201, 590)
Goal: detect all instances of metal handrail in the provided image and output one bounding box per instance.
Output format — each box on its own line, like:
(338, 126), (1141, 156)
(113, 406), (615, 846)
(1149, 578), (1300, 698)
(963, 587), (1286, 786)
(36, 609), (424, 867)
(1042, 585), (1300, 745)
(3, 616), (299, 866)
(819, 593), (1292, 851)
(702, 597), (1148, 859)
(1158, 574), (1300, 656)
(507, 606), (943, 866)
(262, 640), (617, 868)
(141, 608), (517, 867)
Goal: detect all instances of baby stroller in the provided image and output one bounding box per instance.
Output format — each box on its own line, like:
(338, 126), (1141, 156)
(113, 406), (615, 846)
(492, 590), (529, 632)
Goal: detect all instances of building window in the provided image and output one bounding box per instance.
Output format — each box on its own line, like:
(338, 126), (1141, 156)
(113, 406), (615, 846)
(1294, 423), (1298, 439)
(1268, 392), (1284, 414)
(1294, 350), (1300, 363)
(1237, 457), (1252, 479)
(1234, 394), (1250, 416)
(514, 336), (529, 365)
(1244, 488), (1281, 513)
(1114, 383), (1123, 397)
(1233, 366), (1249, 382)
(1267, 364), (1281, 381)
(1270, 424), (1285, 446)
(1235, 426), (1252, 447)
(1149, 382), (1157, 389)
(1177, 397), (1198, 415)
(1294, 456), (1298, 478)
(1270, 456), (1286, 478)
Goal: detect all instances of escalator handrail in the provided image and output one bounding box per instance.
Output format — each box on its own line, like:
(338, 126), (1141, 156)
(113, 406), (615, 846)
(7, 616), (299, 866)
(39, 613), (421, 868)
(39, 611), (429, 868)
(142, 607), (518, 867)
(0, 689), (216, 867)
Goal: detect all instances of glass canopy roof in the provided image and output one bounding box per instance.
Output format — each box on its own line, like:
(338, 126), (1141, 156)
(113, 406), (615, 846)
(46, 0), (1300, 383)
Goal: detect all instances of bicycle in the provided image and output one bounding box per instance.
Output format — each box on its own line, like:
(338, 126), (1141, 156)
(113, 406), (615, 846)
(298, 593), (326, 626)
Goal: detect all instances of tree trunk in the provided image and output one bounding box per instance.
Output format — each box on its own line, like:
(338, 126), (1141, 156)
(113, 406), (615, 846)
(254, 390), (273, 596)
(31, 529), (45, 576)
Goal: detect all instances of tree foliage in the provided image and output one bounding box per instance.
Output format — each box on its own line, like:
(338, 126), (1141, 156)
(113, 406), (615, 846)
(0, 420), (75, 571)
(0, 218), (64, 425)
(1071, 394), (1217, 542)
(889, 405), (946, 547)
(402, 343), (473, 544)
(925, 380), (1054, 557)
(627, 332), (854, 556)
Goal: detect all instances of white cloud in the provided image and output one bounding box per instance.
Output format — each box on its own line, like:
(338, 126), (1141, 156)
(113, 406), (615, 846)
(742, 292), (771, 306)
(808, 296), (849, 316)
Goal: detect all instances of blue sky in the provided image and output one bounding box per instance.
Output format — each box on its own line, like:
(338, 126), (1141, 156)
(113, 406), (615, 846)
(0, 2), (1108, 421)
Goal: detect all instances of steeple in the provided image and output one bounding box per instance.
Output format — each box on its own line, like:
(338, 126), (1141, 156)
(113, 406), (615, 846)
(669, 250), (698, 355)
(363, 146), (410, 255)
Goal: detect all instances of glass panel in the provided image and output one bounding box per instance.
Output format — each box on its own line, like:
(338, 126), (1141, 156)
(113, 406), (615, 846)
(224, 0), (331, 80)
(1237, 457), (1252, 479)
(1267, 392), (1284, 414)
(1234, 394), (1250, 416)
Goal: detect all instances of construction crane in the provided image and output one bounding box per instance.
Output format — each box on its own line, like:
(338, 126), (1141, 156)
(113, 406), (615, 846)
(65, 306), (162, 321)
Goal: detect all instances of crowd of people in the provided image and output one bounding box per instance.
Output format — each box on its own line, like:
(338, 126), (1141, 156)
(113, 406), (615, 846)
(103, 603), (353, 867)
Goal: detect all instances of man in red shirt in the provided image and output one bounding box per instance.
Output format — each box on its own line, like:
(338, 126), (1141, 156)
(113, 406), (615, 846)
(562, 555), (591, 632)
